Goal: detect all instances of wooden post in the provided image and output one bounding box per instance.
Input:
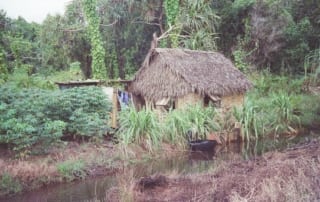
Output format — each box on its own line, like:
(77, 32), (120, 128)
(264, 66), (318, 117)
(112, 88), (118, 128)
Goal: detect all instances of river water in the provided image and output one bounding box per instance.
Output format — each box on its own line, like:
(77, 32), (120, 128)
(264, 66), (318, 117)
(2, 133), (314, 202)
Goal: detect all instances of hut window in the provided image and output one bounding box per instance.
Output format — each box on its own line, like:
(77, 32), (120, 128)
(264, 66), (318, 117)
(205, 95), (221, 108)
(155, 97), (175, 111)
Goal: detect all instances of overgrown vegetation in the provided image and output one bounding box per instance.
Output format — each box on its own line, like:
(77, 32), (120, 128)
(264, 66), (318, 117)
(234, 72), (320, 142)
(117, 104), (220, 153)
(117, 107), (161, 153)
(57, 159), (86, 181)
(1, 0), (319, 80)
(0, 86), (111, 154)
(83, 0), (106, 79)
(0, 173), (22, 196)
(116, 71), (320, 149)
(164, 104), (220, 143)
(1, 0), (319, 199)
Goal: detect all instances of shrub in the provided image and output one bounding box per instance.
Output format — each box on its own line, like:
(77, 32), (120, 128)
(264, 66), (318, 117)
(5, 66), (57, 90)
(235, 73), (318, 141)
(57, 160), (86, 181)
(252, 71), (304, 96)
(0, 88), (66, 153)
(0, 173), (22, 196)
(291, 94), (320, 127)
(0, 86), (112, 153)
(44, 87), (112, 137)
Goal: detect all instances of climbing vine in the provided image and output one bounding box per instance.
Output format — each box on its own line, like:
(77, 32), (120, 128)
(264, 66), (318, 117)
(83, 0), (107, 80)
(0, 50), (8, 84)
(164, 0), (179, 26)
(164, 0), (180, 47)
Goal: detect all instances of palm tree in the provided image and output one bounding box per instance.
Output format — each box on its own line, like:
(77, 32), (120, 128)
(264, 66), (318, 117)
(176, 0), (220, 50)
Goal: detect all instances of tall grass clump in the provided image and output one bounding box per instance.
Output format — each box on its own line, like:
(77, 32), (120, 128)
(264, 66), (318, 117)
(251, 70), (304, 96)
(116, 107), (161, 152)
(270, 92), (300, 134)
(291, 94), (320, 127)
(235, 71), (319, 142)
(304, 48), (320, 86)
(0, 173), (22, 196)
(57, 159), (86, 181)
(164, 104), (219, 144)
(233, 99), (266, 142)
(116, 104), (220, 153)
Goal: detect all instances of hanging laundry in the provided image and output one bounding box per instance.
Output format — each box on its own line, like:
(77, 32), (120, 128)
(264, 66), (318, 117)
(118, 90), (131, 109)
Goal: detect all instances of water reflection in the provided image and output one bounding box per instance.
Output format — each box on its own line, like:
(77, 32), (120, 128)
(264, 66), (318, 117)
(2, 176), (116, 202)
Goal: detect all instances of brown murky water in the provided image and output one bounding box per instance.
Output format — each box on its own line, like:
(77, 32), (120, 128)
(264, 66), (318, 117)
(2, 133), (314, 202)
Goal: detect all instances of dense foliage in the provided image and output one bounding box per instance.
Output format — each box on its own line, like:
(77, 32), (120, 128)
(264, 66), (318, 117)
(0, 86), (111, 153)
(1, 0), (319, 78)
(234, 73), (320, 142)
(0, 0), (319, 154)
(116, 72), (320, 152)
(83, 0), (106, 79)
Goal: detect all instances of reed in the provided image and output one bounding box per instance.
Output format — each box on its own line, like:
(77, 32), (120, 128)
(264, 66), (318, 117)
(164, 104), (219, 144)
(116, 107), (161, 152)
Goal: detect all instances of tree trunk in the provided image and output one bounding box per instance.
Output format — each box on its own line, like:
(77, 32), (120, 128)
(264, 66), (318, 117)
(118, 54), (125, 79)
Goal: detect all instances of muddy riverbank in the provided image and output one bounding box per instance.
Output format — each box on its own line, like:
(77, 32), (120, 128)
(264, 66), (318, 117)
(1, 133), (320, 201)
(0, 141), (120, 198)
(116, 138), (320, 202)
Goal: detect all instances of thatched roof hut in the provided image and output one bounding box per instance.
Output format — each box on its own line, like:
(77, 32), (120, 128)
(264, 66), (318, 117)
(129, 48), (252, 105)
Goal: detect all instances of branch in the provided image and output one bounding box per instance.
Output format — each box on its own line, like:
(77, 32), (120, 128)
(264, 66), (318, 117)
(131, 20), (161, 27)
(21, 56), (40, 60)
(100, 20), (118, 27)
(62, 27), (85, 32)
(62, 20), (117, 32)
(157, 25), (173, 41)
(149, 25), (175, 49)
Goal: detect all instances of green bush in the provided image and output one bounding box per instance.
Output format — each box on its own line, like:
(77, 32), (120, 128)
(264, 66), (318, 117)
(44, 87), (112, 137)
(235, 73), (319, 141)
(291, 94), (320, 127)
(252, 71), (304, 96)
(57, 160), (86, 181)
(0, 86), (112, 153)
(0, 87), (66, 152)
(5, 66), (57, 90)
(0, 173), (22, 196)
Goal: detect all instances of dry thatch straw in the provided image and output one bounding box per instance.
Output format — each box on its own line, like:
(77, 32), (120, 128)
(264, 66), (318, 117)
(130, 48), (253, 102)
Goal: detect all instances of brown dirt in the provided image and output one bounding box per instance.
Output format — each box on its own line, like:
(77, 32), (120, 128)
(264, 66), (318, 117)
(124, 139), (320, 202)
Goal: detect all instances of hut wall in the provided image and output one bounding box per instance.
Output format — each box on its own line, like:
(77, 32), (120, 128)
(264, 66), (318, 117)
(176, 93), (203, 109)
(221, 94), (244, 110)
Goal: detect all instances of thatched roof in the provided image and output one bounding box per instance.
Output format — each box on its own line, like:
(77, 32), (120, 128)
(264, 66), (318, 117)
(130, 48), (253, 102)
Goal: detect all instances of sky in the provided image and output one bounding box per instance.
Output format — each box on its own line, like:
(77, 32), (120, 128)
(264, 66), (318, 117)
(0, 0), (71, 23)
